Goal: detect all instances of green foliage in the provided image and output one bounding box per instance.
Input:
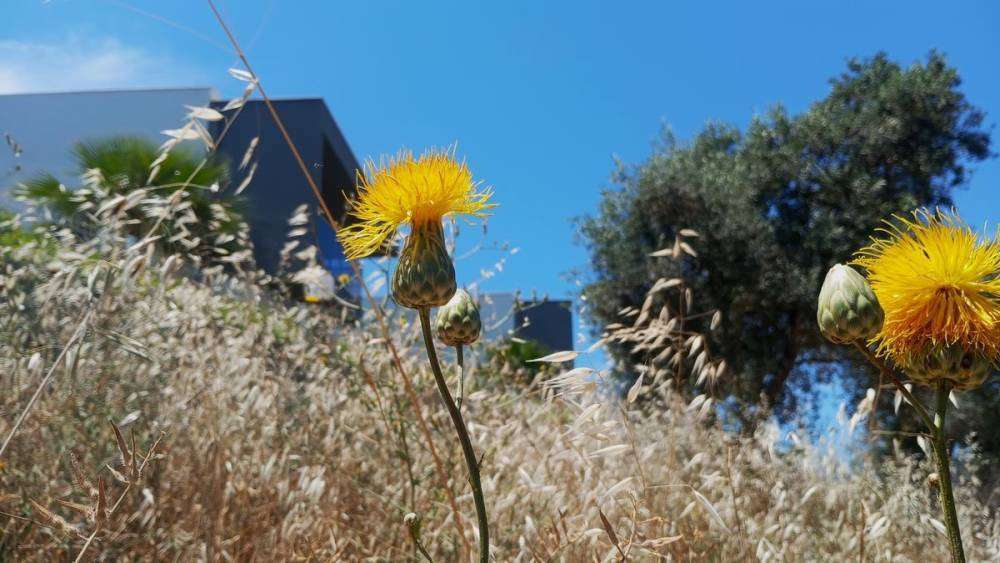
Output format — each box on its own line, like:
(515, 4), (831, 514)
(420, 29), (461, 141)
(0, 209), (47, 249)
(483, 337), (554, 387)
(16, 136), (247, 262)
(578, 52), (991, 416)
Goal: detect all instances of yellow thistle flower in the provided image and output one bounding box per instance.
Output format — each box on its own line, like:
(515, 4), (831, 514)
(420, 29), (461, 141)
(853, 209), (1000, 369)
(337, 148), (495, 260)
(338, 147), (495, 309)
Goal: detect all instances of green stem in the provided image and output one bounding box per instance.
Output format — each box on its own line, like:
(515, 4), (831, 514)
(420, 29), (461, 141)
(406, 515), (435, 563)
(854, 342), (965, 560)
(933, 380), (965, 563)
(418, 308), (490, 563)
(414, 540), (434, 563)
(456, 344), (466, 411)
(852, 342), (935, 431)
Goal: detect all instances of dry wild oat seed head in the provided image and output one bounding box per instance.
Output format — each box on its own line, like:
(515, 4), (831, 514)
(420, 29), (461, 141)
(852, 209), (1000, 374)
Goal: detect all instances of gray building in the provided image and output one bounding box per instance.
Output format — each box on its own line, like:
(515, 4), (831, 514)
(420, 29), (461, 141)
(480, 292), (573, 352)
(0, 87), (360, 286)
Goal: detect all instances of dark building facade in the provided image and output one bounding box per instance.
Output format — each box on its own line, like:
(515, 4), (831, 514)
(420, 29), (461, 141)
(479, 293), (575, 352)
(514, 300), (574, 353)
(210, 98), (361, 284)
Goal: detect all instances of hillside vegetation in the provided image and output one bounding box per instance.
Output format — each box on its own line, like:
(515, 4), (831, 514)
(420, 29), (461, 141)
(1, 205), (997, 561)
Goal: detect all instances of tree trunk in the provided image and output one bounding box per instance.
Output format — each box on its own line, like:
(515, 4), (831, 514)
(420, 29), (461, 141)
(763, 310), (801, 412)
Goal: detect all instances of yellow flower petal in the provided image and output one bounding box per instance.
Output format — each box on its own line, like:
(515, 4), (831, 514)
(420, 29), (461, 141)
(337, 147), (495, 260)
(853, 209), (1000, 366)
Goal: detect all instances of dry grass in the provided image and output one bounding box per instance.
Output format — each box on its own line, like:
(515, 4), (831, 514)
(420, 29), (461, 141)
(1, 208), (998, 561)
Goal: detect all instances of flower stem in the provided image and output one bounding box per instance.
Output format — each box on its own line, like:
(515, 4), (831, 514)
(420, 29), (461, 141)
(406, 514), (435, 563)
(933, 380), (965, 563)
(456, 344), (466, 411)
(418, 308), (490, 563)
(854, 342), (965, 561)
(852, 342), (935, 431)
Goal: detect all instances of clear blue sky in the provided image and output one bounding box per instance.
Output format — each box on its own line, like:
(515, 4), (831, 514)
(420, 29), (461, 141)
(2, 0), (998, 351)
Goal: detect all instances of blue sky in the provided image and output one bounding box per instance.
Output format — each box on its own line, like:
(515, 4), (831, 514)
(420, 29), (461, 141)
(2, 0), (998, 353)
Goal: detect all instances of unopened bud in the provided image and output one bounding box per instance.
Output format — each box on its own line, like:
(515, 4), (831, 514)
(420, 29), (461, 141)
(817, 264), (883, 344)
(435, 288), (481, 346)
(392, 221), (456, 309)
(403, 512), (422, 537)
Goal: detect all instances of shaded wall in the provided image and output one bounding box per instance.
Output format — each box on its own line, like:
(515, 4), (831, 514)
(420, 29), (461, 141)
(514, 300), (573, 352)
(210, 99), (359, 280)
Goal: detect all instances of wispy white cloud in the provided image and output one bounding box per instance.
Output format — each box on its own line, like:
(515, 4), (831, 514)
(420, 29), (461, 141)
(0, 36), (201, 95)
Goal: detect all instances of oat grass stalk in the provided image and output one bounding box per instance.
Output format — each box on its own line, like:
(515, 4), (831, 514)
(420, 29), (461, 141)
(418, 307), (490, 563)
(0, 308), (92, 459)
(73, 426), (165, 563)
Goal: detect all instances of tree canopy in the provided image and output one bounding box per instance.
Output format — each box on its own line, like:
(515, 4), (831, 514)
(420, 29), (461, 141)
(578, 52), (992, 415)
(17, 136), (248, 265)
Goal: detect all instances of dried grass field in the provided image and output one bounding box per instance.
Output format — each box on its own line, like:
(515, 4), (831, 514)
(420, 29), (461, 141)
(0, 203), (997, 560)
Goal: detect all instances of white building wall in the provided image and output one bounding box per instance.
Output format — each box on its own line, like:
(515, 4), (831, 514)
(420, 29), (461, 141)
(0, 87), (213, 209)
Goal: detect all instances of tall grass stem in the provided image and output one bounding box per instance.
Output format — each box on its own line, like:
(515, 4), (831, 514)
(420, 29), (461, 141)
(0, 309), (92, 459)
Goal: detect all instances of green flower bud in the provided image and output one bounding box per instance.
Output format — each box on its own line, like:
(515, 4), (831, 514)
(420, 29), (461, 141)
(434, 288), (482, 346)
(817, 264), (883, 344)
(391, 221), (456, 309)
(904, 345), (992, 390)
